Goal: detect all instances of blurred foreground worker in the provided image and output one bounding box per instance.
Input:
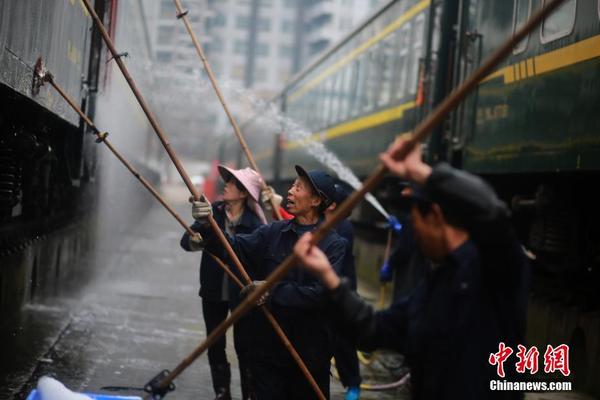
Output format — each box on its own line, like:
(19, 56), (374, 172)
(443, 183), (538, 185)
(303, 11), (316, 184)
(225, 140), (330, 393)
(379, 184), (429, 301)
(181, 165), (266, 400)
(191, 165), (347, 399)
(326, 180), (362, 400)
(294, 139), (530, 400)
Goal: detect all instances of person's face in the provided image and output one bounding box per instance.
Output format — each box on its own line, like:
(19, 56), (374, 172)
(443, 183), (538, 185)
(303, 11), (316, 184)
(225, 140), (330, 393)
(411, 204), (449, 262)
(222, 178), (248, 203)
(287, 177), (322, 216)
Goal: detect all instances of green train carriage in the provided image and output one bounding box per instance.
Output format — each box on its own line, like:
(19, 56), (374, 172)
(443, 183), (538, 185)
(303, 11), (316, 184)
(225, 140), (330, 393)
(223, 0), (600, 394)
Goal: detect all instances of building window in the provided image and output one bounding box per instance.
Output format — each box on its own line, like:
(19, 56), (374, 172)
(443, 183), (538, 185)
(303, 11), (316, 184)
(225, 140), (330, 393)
(281, 20), (294, 33)
(157, 25), (174, 45)
(236, 15), (250, 29)
(279, 45), (294, 57)
(255, 43), (270, 56)
(160, 0), (173, 18)
(258, 17), (271, 32)
(254, 67), (267, 82)
(209, 13), (227, 28)
(541, 0), (576, 43)
(156, 51), (173, 63)
(512, 0), (532, 53)
(234, 40), (248, 54)
(232, 64), (245, 79)
(207, 37), (224, 53)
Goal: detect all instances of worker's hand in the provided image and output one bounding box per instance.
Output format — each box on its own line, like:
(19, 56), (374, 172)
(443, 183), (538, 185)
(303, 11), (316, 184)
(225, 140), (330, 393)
(240, 280), (269, 306)
(379, 138), (432, 185)
(191, 198), (212, 222)
(379, 261), (393, 283)
(294, 233), (340, 290)
(188, 232), (204, 251)
(386, 215), (403, 233)
(261, 186), (282, 211)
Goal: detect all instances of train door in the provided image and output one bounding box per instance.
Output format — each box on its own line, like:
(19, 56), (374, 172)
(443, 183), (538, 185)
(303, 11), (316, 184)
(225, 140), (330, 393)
(420, 0), (460, 165)
(447, 0), (482, 168)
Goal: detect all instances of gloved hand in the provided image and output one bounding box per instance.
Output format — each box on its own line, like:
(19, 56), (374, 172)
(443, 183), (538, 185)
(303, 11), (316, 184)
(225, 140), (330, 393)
(386, 215), (403, 233)
(239, 280), (269, 306)
(188, 232), (204, 251)
(191, 198), (212, 222)
(379, 261), (393, 283)
(261, 186), (282, 212)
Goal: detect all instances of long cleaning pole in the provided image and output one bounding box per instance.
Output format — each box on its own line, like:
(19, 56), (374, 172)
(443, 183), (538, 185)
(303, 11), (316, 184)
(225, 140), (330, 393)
(79, 1), (324, 397)
(171, 0), (283, 220)
(147, 0), (568, 393)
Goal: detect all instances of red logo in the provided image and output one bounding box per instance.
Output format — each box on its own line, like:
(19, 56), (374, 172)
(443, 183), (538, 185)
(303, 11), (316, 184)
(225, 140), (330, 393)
(489, 342), (514, 378)
(489, 343), (570, 377)
(543, 344), (571, 377)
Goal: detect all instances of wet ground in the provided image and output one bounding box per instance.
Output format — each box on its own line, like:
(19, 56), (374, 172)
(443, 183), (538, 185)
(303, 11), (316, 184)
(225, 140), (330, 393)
(2, 185), (407, 400)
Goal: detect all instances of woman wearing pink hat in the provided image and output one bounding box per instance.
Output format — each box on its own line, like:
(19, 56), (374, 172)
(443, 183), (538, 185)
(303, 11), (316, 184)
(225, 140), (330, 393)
(180, 165), (266, 400)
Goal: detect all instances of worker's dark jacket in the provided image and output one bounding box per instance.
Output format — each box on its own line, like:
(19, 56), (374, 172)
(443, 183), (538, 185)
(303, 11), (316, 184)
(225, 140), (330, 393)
(335, 219), (357, 290)
(180, 201), (263, 302)
(198, 217), (347, 368)
(328, 164), (530, 400)
(388, 218), (429, 299)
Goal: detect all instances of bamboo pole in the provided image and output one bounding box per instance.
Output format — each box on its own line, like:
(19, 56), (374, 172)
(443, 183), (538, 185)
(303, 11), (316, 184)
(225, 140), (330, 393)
(79, 1), (324, 396)
(45, 74), (195, 238)
(44, 72), (246, 289)
(171, 0), (283, 220)
(147, 0), (568, 394)
(47, 65), (323, 398)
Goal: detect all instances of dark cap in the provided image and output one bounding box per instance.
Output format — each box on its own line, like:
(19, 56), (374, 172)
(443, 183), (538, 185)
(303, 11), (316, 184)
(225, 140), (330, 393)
(332, 178), (354, 205)
(294, 165), (337, 207)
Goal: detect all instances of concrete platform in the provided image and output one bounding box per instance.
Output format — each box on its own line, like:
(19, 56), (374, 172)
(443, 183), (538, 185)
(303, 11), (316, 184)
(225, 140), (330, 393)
(4, 189), (405, 399)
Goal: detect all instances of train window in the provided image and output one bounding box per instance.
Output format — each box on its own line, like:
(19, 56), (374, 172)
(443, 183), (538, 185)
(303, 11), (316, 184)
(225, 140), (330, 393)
(540, 0), (576, 43)
(316, 85), (326, 130)
(408, 14), (425, 95)
(351, 56), (366, 117)
(396, 22), (411, 100)
(307, 89), (317, 130)
(512, 0), (532, 53)
(322, 77), (334, 129)
(377, 35), (395, 107)
(340, 63), (353, 121)
(329, 72), (342, 125)
(362, 46), (378, 113)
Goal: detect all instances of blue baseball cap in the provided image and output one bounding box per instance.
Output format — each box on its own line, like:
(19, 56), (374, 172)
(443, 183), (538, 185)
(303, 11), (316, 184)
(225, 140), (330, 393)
(294, 165), (337, 207)
(332, 178), (354, 205)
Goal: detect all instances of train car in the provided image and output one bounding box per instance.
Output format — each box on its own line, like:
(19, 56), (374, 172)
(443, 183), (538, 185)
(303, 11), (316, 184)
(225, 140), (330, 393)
(0, 0), (110, 316)
(0, 0), (158, 320)
(226, 0), (600, 395)
(448, 0), (600, 393)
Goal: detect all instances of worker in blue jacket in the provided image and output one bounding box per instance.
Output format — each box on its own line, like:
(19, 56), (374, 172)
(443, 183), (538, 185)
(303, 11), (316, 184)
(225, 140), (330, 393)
(294, 139), (530, 400)
(181, 165), (266, 400)
(326, 180), (362, 400)
(190, 165), (347, 400)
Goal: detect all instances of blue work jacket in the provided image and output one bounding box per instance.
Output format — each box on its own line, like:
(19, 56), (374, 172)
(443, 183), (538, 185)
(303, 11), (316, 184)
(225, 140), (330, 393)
(198, 217), (347, 368)
(335, 219), (357, 290)
(180, 201), (264, 301)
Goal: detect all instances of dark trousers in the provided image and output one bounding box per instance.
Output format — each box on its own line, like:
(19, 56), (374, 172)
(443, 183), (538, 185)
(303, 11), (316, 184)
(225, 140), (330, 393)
(202, 298), (252, 366)
(333, 334), (361, 388)
(252, 358), (330, 400)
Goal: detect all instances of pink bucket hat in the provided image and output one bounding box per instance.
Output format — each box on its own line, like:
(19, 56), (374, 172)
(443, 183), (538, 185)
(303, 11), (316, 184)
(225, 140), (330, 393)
(218, 165), (267, 224)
